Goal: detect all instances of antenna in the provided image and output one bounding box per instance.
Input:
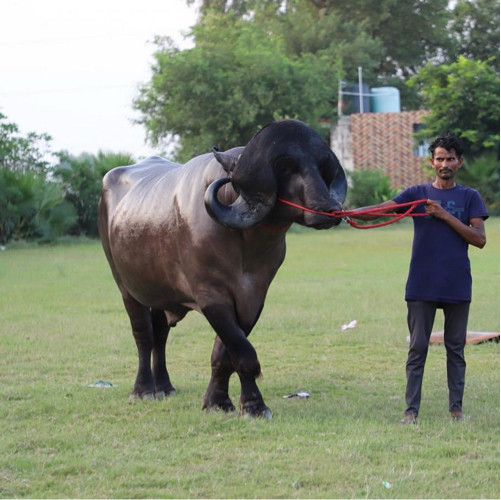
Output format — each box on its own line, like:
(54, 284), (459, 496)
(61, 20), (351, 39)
(358, 66), (363, 113)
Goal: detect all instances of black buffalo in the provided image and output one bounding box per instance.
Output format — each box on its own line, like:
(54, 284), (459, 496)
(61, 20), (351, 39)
(98, 119), (347, 418)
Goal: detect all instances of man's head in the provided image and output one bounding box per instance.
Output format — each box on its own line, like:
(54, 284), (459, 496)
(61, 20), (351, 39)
(429, 133), (463, 159)
(429, 133), (463, 182)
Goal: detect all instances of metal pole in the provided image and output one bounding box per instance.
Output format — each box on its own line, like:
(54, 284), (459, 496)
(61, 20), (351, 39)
(338, 80), (343, 118)
(358, 66), (363, 113)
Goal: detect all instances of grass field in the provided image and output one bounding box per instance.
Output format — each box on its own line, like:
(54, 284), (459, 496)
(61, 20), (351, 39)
(0, 219), (499, 499)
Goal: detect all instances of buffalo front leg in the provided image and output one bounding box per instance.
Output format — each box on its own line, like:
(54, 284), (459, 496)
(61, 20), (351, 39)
(202, 304), (271, 419)
(151, 309), (175, 398)
(202, 336), (236, 413)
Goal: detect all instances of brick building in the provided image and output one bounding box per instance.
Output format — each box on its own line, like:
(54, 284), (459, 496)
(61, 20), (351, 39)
(331, 110), (430, 189)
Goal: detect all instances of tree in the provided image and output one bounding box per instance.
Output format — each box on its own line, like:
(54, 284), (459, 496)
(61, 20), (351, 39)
(0, 112), (54, 175)
(0, 169), (77, 244)
(271, 1), (383, 81)
(0, 112), (77, 244)
(407, 57), (500, 157)
(450, 0), (500, 73)
(319, 0), (453, 77)
(134, 12), (343, 160)
(55, 151), (135, 236)
(457, 152), (500, 215)
(140, 1), (499, 160)
(346, 169), (398, 209)
(187, 0), (453, 104)
(276, 0), (453, 109)
(0, 113), (138, 243)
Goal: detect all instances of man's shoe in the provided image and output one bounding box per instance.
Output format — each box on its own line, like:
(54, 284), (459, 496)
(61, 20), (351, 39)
(400, 412), (417, 424)
(451, 410), (465, 421)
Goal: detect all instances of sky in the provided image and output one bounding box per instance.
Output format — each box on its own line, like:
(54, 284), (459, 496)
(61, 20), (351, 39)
(0, 0), (198, 159)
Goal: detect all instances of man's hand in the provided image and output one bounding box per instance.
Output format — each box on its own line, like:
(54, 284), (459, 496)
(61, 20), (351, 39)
(426, 199), (486, 248)
(425, 199), (449, 220)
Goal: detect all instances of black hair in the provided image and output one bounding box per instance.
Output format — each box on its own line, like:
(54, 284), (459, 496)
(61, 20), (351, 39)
(429, 133), (463, 157)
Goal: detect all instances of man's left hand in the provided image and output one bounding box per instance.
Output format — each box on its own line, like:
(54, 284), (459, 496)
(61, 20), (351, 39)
(425, 199), (449, 220)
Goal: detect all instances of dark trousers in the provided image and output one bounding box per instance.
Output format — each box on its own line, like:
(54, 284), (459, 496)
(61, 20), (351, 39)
(405, 300), (470, 416)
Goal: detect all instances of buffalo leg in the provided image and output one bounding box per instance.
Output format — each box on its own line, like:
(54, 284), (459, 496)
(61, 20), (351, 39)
(202, 304), (271, 418)
(151, 309), (176, 398)
(202, 336), (236, 412)
(122, 293), (157, 399)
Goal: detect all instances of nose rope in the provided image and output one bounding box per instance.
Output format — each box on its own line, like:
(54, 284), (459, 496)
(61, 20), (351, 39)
(276, 198), (429, 229)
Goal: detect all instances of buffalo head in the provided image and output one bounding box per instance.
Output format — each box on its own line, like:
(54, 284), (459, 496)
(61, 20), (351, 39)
(205, 119), (347, 230)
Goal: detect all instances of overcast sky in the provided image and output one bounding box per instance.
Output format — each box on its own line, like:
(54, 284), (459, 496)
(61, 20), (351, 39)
(0, 0), (198, 159)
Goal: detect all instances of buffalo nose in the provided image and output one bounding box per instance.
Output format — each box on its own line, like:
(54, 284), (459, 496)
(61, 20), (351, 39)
(330, 200), (344, 213)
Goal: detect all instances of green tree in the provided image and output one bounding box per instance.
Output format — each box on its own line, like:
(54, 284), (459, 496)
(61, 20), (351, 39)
(457, 153), (500, 215)
(272, 1), (382, 80)
(141, 1), (499, 160)
(0, 112), (54, 175)
(134, 13), (343, 160)
(318, 0), (453, 78)
(346, 169), (398, 209)
(55, 151), (135, 236)
(450, 0), (500, 72)
(0, 169), (76, 244)
(187, 0), (453, 106)
(407, 57), (500, 157)
(0, 112), (76, 244)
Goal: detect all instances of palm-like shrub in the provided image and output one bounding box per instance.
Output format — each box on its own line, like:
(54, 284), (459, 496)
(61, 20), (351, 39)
(458, 153), (500, 215)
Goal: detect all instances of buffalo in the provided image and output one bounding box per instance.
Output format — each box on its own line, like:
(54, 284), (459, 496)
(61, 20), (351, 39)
(98, 119), (347, 418)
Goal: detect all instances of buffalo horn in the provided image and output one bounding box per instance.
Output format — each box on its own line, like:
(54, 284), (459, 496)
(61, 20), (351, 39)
(204, 178), (274, 230)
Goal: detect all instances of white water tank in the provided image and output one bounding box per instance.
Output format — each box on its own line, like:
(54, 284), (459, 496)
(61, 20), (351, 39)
(370, 87), (401, 112)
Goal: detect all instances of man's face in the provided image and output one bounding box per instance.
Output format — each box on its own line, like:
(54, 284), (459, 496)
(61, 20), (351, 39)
(430, 147), (463, 180)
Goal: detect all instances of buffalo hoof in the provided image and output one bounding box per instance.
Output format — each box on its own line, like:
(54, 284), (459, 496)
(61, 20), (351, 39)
(129, 392), (155, 401)
(129, 391), (166, 401)
(239, 404), (273, 420)
(202, 399), (236, 414)
(155, 388), (176, 400)
(202, 388), (236, 413)
(155, 381), (176, 396)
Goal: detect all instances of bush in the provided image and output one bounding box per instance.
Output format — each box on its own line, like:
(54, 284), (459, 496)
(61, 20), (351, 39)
(55, 151), (135, 237)
(0, 169), (77, 245)
(458, 153), (500, 215)
(346, 168), (398, 209)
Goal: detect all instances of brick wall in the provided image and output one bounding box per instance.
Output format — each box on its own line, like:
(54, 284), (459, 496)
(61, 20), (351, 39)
(350, 110), (429, 189)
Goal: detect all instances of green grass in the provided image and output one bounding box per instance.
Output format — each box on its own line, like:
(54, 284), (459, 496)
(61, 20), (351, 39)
(0, 219), (499, 499)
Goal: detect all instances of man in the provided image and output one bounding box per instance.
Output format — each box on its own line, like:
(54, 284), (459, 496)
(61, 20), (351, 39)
(352, 133), (488, 423)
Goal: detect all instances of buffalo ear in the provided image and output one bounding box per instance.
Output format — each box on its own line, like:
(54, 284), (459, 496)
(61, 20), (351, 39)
(212, 147), (237, 174)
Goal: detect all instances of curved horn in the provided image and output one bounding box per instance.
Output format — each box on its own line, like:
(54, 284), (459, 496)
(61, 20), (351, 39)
(204, 178), (275, 230)
(329, 165), (347, 205)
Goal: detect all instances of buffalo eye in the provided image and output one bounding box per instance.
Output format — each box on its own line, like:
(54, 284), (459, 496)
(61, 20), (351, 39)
(317, 158), (335, 186)
(274, 156), (300, 177)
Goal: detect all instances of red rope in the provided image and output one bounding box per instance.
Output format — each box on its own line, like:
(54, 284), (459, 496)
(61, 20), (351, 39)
(276, 198), (429, 229)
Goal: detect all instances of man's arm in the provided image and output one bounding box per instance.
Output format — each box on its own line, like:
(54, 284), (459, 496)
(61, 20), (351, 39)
(425, 200), (486, 248)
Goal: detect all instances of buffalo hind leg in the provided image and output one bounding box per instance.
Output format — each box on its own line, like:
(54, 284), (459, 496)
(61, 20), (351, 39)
(202, 304), (271, 419)
(202, 336), (236, 413)
(151, 309), (175, 398)
(123, 294), (156, 399)
(123, 295), (174, 400)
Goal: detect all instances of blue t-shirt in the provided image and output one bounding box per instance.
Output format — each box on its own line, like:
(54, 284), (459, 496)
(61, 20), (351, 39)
(393, 184), (489, 303)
